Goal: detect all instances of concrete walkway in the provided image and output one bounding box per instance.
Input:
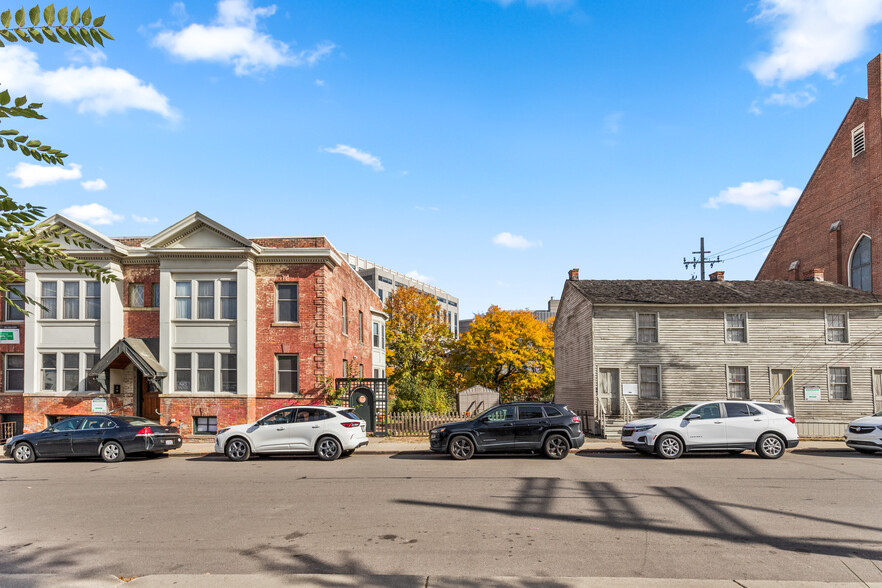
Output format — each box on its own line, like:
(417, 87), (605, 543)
(1, 574), (879, 587)
(173, 437), (852, 456)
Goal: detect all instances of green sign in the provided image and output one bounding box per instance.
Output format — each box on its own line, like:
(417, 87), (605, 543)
(0, 327), (20, 344)
(91, 398), (108, 414)
(804, 386), (822, 401)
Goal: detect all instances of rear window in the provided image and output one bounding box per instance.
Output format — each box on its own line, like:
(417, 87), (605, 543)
(543, 406), (562, 417)
(117, 416), (159, 426)
(337, 410), (360, 420)
(756, 403), (788, 415)
(518, 406), (544, 420)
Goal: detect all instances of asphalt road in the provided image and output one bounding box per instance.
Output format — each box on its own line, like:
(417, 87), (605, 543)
(1, 450), (882, 583)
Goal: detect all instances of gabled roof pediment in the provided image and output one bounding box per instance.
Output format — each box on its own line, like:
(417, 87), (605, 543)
(142, 212), (261, 252)
(43, 214), (129, 255)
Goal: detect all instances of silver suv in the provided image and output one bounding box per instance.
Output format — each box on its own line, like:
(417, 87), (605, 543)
(620, 400), (799, 459)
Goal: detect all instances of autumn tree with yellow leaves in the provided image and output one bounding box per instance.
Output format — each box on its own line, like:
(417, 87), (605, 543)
(384, 286), (455, 412)
(451, 306), (554, 402)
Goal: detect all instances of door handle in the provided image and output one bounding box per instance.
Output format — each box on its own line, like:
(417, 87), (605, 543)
(713, 421), (723, 424)
(311, 425), (320, 429)
(276, 427), (285, 431)
(753, 418), (763, 421)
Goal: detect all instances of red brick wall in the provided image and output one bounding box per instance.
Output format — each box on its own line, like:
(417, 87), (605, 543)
(123, 264), (160, 338)
(252, 237), (330, 249)
(758, 56), (882, 288)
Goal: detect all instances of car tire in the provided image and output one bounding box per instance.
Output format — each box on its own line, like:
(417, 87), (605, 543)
(756, 433), (786, 459)
(101, 441), (125, 463)
(317, 436), (342, 461)
(12, 442), (36, 463)
(225, 438), (251, 462)
(449, 436), (475, 460)
(543, 434), (569, 460)
(656, 434), (684, 459)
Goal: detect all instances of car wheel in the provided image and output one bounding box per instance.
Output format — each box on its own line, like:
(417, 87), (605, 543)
(656, 434), (683, 459)
(757, 433), (785, 459)
(101, 441), (125, 463)
(449, 436), (475, 460)
(317, 437), (342, 461)
(12, 442), (35, 463)
(225, 438), (251, 462)
(543, 434), (569, 459)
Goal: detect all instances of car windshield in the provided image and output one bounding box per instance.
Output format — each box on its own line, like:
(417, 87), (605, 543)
(656, 404), (697, 419)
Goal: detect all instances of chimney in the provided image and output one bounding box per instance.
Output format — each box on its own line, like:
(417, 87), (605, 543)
(709, 270), (725, 282)
(803, 268), (824, 282)
(788, 260), (799, 281)
(568, 268), (579, 281)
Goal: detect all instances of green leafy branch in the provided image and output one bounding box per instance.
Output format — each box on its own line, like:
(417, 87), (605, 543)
(0, 4), (113, 47)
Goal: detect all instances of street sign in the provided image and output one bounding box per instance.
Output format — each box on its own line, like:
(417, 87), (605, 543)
(0, 327), (19, 344)
(803, 386), (822, 401)
(91, 398), (108, 414)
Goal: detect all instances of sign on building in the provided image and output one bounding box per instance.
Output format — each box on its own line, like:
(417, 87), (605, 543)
(0, 327), (20, 344)
(803, 386), (822, 401)
(91, 398), (108, 414)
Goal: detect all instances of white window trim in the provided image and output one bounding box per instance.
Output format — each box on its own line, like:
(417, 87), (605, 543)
(4, 352), (23, 392)
(38, 279), (100, 322)
(4, 284), (25, 322)
(172, 351), (237, 394)
(725, 364), (750, 400)
(852, 123), (866, 158)
(38, 350), (100, 393)
(827, 365), (852, 401)
(172, 277), (237, 322)
(637, 364), (662, 399)
(635, 311), (659, 344)
(274, 282), (300, 324)
(724, 311), (749, 344)
(824, 311), (849, 344)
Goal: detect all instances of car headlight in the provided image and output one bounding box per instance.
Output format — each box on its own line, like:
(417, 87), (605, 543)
(876, 426), (882, 431)
(633, 425), (656, 432)
(217, 427), (230, 435)
(431, 427), (446, 434)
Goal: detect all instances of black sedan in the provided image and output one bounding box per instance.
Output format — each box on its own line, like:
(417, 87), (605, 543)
(3, 415), (182, 463)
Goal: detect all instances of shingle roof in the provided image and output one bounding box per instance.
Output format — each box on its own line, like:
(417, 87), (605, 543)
(569, 280), (882, 305)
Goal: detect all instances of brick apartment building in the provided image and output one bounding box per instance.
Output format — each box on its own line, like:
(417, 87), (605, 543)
(757, 54), (882, 290)
(0, 212), (387, 438)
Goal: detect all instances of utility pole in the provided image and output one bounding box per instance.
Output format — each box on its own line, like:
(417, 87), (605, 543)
(683, 237), (721, 280)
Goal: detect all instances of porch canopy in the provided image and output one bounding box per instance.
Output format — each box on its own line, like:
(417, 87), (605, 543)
(89, 338), (167, 391)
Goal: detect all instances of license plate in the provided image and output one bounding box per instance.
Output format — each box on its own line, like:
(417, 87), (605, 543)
(165, 439), (173, 445)
(361, 425), (365, 432)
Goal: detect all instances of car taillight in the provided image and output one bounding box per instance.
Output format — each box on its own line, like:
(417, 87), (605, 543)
(786, 417), (796, 424)
(572, 416), (581, 423)
(341, 422), (361, 428)
(135, 427), (154, 436)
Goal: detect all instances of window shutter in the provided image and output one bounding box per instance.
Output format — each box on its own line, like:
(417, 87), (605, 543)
(853, 124), (866, 157)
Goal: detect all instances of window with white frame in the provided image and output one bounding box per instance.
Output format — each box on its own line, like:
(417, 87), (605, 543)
(221, 354), (236, 392)
(63, 282), (79, 319)
(636, 313), (658, 343)
(829, 367), (851, 400)
(197, 353), (214, 391)
(175, 282), (192, 319)
(152, 282), (160, 308)
(129, 283), (145, 308)
(197, 281), (214, 319)
(373, 322), (380, 348)
(638, 365), (661, 399)
(175, 353), (191, 391)
(826, 312), (848, 343)
(4, 284), (24, 321)
(85, 282), (100, 319)
(853, 123), (866, 157)
(276, 354), (298, 394)
(85, 353), (100, 392)
(4, 353), (23, 391)
(41, 282), (57, 319)
(221, 281), (236, 319)
(725, 313), (747, 342)
(342, 358), (348, 377)
(727, 366), (749, 399)
(276, 283), (298, 322)
(40, 280), (100, 320)
(342, 298), (348, 335)
(194, 416), (217, 435)
(41, 353), (56, 390)
(62, 353), (79, 391)
(175, 351), (237, 393)
(39, 351), (98, 392)
(175, 278), (236, 320)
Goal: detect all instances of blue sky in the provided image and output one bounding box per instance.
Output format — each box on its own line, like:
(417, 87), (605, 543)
(2, 0), (882, 318)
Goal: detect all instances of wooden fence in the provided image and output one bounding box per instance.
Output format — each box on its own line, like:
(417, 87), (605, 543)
(0, 421), (18, 441)
(387, 412), (461, 436)
(797, 421), (848, 439)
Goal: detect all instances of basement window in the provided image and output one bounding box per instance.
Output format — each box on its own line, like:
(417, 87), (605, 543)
(193, 416), (217, 435)
(852, 123), (866, 157)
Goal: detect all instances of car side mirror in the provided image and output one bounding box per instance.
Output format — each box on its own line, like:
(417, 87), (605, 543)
(685, 413), (701, 420)
(47, 426), (56, 433)
(481, 417), (490, 423)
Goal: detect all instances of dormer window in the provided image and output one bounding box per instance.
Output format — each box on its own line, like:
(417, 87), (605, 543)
(852, 123), (866, 157)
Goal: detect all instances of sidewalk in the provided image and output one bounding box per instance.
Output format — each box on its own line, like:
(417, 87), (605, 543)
(172, 437), (852, 457)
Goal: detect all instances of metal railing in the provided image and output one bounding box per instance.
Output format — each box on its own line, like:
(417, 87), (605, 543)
(622, 396), (635, 423)
(0, 421), (18, 441)
(796, 420), (848, 439)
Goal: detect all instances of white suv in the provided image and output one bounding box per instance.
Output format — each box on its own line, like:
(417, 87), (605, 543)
(845, 411), (882, 454)
(620, 400), (799, 459)
(215, 406), (368, 461)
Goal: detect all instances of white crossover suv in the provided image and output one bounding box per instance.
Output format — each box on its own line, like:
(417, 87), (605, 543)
(215, 405), (368, 461)
(620, 400), (799, 459)
(845, 410), (882, 454)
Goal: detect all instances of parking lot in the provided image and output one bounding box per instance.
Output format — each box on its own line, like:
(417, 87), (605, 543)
(1, 450), (881, 584)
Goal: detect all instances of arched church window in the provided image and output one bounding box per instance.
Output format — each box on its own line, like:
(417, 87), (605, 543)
(851, 236), (872, 292)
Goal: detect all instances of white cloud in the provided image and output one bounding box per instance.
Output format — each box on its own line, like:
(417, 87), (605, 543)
(704, 179), (802, 211)
(749, 0), (882, 85)
(154, 0), (336, 76)
(0, 46), (177, 120)
(132, 214), (159, 223)
(405, 270), (432, 283)
(749, 100), (763, 116)
(765, 87), (817, 108)
(81, 179), (107, 191)
(604, 111), (624, 134)
(8, 162), (82, 188)
(315, 79), (326, 87)
(323, 144), (384, 171)
(61, 203), (124, 226)
(492, 232), (542, 249)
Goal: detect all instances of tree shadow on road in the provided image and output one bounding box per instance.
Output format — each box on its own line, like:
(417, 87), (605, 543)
(0, 542), (105, 577)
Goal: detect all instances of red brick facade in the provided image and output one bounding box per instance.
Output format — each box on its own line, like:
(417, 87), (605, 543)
(757, 55), (882, 288)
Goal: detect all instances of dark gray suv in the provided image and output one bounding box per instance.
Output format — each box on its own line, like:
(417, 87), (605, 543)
(429, 402), (585, 460)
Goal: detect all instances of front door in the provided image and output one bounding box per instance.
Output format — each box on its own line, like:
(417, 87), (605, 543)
(474, 405), (516, 449)
(70, 416), (112, 456)
(139, 375), (161, 421)
(350, 388), (375, 432)
(683, 403), (726, 449)
(36, 416), (83, 456)
(250, 408), (297, 452)
(598, 368), (620, 416)
(873, 370), (882, 413)
(771, 369), (795, 416)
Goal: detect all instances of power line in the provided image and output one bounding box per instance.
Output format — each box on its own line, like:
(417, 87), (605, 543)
(715, 225), (784, 257)
(716, 234), (779, 258)
(719, 243), (775, 262)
